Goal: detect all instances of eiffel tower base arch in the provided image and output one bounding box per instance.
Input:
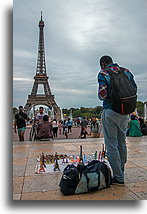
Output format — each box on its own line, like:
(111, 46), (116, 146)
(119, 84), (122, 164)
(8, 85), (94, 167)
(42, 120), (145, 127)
(24, 95), (61, 121)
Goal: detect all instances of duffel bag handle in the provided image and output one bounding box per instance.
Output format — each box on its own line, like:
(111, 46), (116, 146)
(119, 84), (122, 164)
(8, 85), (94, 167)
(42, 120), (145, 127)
(64, 163), (77, 172)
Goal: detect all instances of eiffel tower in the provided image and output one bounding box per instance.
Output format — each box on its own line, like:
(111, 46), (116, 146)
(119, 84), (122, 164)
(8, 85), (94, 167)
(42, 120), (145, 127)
(24, 12), (61, 120)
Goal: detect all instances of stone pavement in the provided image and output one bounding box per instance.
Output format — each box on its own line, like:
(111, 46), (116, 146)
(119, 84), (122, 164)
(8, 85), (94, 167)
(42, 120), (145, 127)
(13, 136), (147, 200)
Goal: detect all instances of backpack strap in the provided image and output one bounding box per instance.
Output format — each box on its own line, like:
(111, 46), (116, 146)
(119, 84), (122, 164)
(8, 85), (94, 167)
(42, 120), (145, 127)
(105, 67), (125, 75)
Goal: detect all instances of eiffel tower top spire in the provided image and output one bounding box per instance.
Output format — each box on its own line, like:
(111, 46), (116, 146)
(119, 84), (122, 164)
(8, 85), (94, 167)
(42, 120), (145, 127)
(36, 11), (46, 75)
(41, 11), (42, 21)
(39, 11), (44, 25)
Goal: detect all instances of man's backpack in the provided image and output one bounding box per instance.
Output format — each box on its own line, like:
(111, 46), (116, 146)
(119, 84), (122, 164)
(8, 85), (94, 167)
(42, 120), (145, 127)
(59, 160), (112, 195)
(107, 67), (137, 114)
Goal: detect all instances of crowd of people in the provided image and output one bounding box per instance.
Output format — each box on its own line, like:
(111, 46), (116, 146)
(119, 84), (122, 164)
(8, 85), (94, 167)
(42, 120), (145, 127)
(14, 106), (102, 141)
(14, 105), (146, 142)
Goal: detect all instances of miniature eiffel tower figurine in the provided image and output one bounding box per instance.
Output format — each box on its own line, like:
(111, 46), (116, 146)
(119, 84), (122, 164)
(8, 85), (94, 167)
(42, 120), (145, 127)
(24, 11), (61, 120)
(79, 145), (84, 165)
(102, 143), (106, 158)
(39, 152), (46, 172)
(53, 152), (60, 171)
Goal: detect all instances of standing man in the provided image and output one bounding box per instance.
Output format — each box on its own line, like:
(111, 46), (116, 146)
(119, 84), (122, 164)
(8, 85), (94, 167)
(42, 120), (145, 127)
(98, 55), (137, 185)
(66, 118), (73, 134)
(14, 106), (30, 141)
(36, 106), (47, 123)
(81, 116), (88, 128)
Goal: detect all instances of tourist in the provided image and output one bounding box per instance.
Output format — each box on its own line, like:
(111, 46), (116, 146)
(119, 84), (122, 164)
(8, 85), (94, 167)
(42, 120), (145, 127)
(58, 120), (63, 134)
(80, 116), (88, 128)
(98, 55), (137, 185)
(36, 106), (47, 123)
(77, 118), (81, 127)
(52, 118), (58, 138)
(66, 118), (73, 134)
(73, 119), (77, 127)
(78, 127), (89, 139)
(36, 115), (53, 140)
(90, 116), (100, 138)
(64, 126), (68, 139)
(128, 115), (142, 137)
(62, 119), (66, 135)
(138, 118), (147, 135)
(14, 106), (30, 141)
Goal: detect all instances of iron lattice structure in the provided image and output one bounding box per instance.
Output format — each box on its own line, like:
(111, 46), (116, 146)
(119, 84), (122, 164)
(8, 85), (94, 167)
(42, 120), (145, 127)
(24, 12), (61, 120)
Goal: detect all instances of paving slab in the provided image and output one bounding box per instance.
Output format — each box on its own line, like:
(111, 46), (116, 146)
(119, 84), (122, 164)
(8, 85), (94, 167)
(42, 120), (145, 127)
(13, 177), (24, 194)
(13, 136), (147, 200)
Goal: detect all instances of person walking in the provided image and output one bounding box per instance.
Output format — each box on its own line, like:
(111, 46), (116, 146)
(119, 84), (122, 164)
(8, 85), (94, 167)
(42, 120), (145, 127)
(98, 55), (137, 185)
(14, 106), (30, 141)
(52, 119), (58, 138)
(58, 120), (63, 134)
(90, 116), (100, 138)
(67, 118), (73, 134)
(62, 119), (66, 135)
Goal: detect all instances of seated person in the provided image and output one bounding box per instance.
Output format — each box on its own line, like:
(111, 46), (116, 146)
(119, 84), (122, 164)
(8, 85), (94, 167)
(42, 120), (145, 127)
(128, 115), (142, 137)
(37, 115), (53, 140)
(138, 118), (147, 135)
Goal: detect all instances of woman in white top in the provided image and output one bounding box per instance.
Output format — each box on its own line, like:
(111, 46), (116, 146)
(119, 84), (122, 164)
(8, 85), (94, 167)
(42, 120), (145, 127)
(52, 119), (58, 138)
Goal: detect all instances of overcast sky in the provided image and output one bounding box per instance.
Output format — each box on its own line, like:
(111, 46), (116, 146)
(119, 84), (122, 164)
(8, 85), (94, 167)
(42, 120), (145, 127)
(13, 0), (147, 109)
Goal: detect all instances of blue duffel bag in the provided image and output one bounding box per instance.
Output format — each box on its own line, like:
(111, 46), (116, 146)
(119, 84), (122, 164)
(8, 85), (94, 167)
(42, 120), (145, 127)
(59, 160), (112, 195)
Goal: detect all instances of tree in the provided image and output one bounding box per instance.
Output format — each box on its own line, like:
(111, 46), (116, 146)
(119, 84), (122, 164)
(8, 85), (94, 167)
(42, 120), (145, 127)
(136, 101), (144, 117)
(13, 107), (18, 119)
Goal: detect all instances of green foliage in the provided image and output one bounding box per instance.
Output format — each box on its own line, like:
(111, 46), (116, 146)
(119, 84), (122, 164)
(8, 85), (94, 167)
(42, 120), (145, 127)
(136, 101), (144, 117)
(63, 106), (103, 119)
(62, 108), (70, 116)
(13, 107), (18, 119)
(62, 101), (145, 119)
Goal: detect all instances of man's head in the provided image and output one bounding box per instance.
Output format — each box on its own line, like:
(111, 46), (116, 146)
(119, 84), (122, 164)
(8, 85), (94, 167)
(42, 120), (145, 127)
(100, 55), (113, 69)
(19, 106), (23, 112)
(43, 115), (49, 122)
(39, 106), (44, 114)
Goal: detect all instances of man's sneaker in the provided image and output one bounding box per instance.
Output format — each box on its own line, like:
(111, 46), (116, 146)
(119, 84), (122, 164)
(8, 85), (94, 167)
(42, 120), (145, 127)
(112, 178), (125, 186)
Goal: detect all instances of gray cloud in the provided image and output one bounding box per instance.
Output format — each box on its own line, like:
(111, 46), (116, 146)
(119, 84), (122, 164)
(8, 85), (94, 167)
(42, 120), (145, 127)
(13, 0), (147, 109)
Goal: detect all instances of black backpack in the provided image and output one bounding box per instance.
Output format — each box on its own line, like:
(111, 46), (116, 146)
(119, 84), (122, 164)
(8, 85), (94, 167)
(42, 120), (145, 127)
(106, 67), (137, 114)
